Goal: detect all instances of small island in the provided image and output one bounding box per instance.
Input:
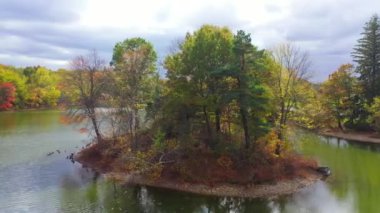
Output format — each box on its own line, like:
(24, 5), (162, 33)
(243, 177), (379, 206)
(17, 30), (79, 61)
(75, 134), (322, 198)
(61, 25), (327, 198)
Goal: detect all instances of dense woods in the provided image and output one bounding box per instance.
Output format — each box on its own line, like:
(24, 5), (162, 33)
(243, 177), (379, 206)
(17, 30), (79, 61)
(0, 65), (62, 109)
(1, 14), (380, 184)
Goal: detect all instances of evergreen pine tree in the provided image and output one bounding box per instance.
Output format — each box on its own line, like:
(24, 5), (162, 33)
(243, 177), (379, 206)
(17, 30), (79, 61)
(352, 14), (380, 102)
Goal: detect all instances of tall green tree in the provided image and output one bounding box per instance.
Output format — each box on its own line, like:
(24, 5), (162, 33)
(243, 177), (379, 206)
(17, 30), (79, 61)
(352, 14), (380, 102)
(111, 37), (158, 146)
(164, 25), (234, 145)
(232, 30), (269, 148)
(163, 26), (270, 149)
(184, 25), (233, 138)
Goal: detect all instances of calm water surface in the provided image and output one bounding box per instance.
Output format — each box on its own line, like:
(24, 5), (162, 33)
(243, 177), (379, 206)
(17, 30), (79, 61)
(0, 111), (379, 212)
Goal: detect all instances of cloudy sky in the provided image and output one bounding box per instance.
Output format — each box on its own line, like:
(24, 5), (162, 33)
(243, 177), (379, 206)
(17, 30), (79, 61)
(0, 0), (379, 82)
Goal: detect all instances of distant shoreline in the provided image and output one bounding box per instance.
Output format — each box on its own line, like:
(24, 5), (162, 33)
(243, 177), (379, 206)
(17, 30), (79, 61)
(321, 130), (380, 144)
(1, 108), (63, 113)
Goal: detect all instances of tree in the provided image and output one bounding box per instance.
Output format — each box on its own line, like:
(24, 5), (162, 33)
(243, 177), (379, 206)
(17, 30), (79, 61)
(367, 96), (380, 132)
(23, 66), (39, 82)
(0, 82), (16, 110)
(352, 14), (380, 102)
(163, 25), (234, 146)
(182, 25), (233, 139)
(112, 37), (157, 66)
(162, 26), (271, 150)
(291, 81), (327, 130)
(67, 50), (108, 142)
(232, 30), (269, 148)
(320, 64), (364, 130)
(25, 67), (61, 108)
(269, 43), (311, 139)
(0, 65), (27, 107)
(111, 38), (158, 147)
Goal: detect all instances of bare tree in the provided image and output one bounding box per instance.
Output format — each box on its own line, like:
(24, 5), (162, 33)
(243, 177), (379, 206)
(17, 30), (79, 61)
(270, 43), (311, 139)
(67, 50), (108, 143)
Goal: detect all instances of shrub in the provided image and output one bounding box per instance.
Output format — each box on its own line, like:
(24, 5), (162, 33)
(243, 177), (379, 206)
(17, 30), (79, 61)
(0, 82), (16, 110)
(367, 97), (380, 132)
(254, 130), (290, 162)
(153, 129), (165, 151)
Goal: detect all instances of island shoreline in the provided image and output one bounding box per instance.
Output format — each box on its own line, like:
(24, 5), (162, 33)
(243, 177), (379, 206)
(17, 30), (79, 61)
(75, 147), (323, 199)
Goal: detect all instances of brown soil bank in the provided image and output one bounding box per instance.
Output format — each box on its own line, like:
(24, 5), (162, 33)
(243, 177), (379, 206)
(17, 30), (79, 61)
(102, 172), (321, 198)
(321, 130), (380, 144)
(75, 142), (323, 198)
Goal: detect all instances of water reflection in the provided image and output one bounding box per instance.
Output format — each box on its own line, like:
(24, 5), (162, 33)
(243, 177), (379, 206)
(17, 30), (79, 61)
(300, 132), (380, 213)
(0, 110), (62, 135)
(322, 135), (380, 152)
(284, 181), (354, 213)
(56, 175), (355, 213)
(55, 132), (376, 213)
(1, 111), (380, 212)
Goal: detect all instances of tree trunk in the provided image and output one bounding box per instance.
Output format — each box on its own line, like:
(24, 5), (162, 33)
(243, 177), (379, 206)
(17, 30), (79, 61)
(338, 117), (344, 131)
(90, 109), (102, 143)
(131, 109), (138, 149)
(240, 108), (250, 149)
(203, 106), (212, 139)
(215, 108), (221, 133)
(278, 100), (286, 140)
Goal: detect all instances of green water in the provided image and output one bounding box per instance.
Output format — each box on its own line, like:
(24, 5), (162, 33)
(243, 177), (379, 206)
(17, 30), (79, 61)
(0, 111), (379, 212)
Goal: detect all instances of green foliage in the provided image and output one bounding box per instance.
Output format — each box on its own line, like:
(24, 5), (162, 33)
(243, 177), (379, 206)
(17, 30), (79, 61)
(291, 82), (324, 129)
(232, 30), (271, 147)
(25, 67), (61, 108)
(112, 37), (157, 68)
(160, 26), (272, 150)
(111, 37), (158, 108)
(321, 64), (368, 130)
(163, 25), (235, 144)
(367, 97), (380, 132)
(110, 38), (159, 146)
(0, 65), (65, 109)
(268, 43), (311, 137)
(153, 129), (165, 151)
(352, 14), (380, 102)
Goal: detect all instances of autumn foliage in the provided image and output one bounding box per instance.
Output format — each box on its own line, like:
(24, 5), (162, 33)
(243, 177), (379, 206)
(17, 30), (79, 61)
(0, 82), (16, 110)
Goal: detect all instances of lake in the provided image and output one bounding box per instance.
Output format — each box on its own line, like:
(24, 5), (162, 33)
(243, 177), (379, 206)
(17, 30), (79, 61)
(0, 110), (379, 212)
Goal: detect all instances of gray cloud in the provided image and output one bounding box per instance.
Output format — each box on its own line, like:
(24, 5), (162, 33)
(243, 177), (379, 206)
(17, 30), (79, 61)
(0, 20), (177, 70)
(0, 0), (83, 23)
(250, 0), (380, 81)
(0, 0), (379, 82)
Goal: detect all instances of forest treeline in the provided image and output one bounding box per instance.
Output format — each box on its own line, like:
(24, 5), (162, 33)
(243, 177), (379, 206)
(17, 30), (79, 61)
(0, 65), (63, 109)
(1, 15), (380, 135)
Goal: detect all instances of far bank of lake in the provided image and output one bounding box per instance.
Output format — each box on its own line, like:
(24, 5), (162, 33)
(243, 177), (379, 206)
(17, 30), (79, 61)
(321, 129), (380, 144)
